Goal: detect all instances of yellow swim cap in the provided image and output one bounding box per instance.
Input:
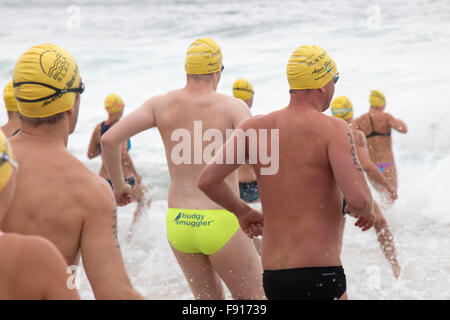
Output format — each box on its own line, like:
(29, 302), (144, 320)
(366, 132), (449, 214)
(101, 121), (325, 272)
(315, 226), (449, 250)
(13, 43), (81, 118)
(105, 93), (124, 115)
(331, 96), (353, 120)
(185, 38), (223, 75)
(370, 90), (386, 107)
(232, 78), (254, 101)
(0, 130), (16, 192)
(3, 81), (19, 112)
(287, 45), (338, 90)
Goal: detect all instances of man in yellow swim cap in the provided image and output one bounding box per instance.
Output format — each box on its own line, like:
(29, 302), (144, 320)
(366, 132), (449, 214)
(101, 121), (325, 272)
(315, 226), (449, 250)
(232, 78), (260, 204)
(199, 45), (375, 300)
(354, 90), (408, 204)
(2, 43), (143, 299)
(88, 93), (152, 241)
(101, 37), (265, 299)
(1, 81), (21, 137)
(331, 96), (401, 278)
(232, 78), (262, 255)
(0, 129), (79, 299)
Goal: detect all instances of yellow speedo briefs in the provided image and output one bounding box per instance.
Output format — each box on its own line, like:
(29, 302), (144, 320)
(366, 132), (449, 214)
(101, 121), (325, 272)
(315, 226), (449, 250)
(166, 208), (239, 255)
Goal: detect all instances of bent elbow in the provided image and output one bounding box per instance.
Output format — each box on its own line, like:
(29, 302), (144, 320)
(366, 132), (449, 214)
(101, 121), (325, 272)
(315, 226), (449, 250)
(348, 192), (372, 214)
(100, 134), (113, 150)
(197, 169), (216, 193)
(197, 173), (210, 192)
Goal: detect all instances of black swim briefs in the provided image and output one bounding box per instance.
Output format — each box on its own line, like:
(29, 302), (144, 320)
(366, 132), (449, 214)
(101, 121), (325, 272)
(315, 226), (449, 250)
(105, 176), (136, 189)
(263, 266), (346, 300)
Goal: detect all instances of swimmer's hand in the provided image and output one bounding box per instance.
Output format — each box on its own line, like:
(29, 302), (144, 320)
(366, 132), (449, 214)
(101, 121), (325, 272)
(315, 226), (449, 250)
(238, 209), (264, 238)
(387, 184), (398, 201)
(114, 183), (133, 207)
(344, 204), (375, 231)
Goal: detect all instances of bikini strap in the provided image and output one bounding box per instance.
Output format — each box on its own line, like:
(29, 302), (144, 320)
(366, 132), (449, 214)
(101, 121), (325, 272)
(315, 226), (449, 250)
(369, 114), (375, 131)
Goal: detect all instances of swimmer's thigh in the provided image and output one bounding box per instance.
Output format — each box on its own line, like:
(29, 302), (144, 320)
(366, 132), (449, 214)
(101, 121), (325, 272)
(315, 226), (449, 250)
(209, 229), (265, 300)
(384, 166), (398, 192)
(169, 243), (225, 300)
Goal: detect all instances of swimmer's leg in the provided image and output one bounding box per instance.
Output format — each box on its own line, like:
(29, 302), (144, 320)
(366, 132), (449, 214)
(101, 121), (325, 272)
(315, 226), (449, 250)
(383, 165), (398, 207)
(368, 173), (396, 208)
(373, 201), (401, 278)
(169, 243), (225, 299)
(252, 237), (262, 256)
(384, 165), (398, 192)
(209, 228), (265, 300)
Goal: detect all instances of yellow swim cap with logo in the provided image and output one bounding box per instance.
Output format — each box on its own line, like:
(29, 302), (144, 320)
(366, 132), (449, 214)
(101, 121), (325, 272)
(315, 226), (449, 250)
(331, 96), (353, 120)
(287, 45), (338, 90)
(0, 130), (16, 192)
(105, 93), (124, 115)
(232, 78), (254, 101)
(3, 81), (19, 112)
(185, 38), (223, 75)
(13, 43), (81, 118)
(370, 90), (386, 107)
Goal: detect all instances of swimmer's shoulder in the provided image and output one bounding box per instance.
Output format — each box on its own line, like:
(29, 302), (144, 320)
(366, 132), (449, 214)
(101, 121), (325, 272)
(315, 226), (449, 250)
(0, 233), (66, 278)
(2, 233), (71, 299)
(381, 111), (395, 122)
(322, 115), (353, 142)
(238, 109), (279, 131)
(62, 154), (114, 208)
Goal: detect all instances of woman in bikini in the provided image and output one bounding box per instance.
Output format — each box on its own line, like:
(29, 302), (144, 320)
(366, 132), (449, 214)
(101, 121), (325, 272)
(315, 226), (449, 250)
(88, 93), (152, 240)
(354, 90), (407, 201)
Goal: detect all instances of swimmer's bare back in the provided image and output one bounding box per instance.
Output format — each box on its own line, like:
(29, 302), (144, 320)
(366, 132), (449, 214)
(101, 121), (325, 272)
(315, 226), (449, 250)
(2, 129), (143, 299)
(102, 87), (251, 209)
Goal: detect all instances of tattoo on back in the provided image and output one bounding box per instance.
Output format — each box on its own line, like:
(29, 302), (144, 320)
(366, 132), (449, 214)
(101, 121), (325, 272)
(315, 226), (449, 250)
(347, 133), (363, 172)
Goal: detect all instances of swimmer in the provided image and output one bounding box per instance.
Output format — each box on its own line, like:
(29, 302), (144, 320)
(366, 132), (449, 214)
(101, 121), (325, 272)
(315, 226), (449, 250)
(354, 90), (407, 203)
(101, 38), (265, 300)
(232, 79), (260, 204)
(331, 96), (401, 278)
(0, 130), (79, 299)
(232, 78), (262, 255)
(88, 93), (152, 241)
(199, 45), (375, 300)
(1, 43), (144, 299)
(1, 81), (21, 137)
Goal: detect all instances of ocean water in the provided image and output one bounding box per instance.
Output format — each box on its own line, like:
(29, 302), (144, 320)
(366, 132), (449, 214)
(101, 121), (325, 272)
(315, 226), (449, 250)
(0, 0), (449, 299)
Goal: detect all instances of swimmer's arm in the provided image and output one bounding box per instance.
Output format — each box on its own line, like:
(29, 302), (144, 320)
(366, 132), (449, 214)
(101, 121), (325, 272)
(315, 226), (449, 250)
(199, 131), (250, 217)
(199, 118), (263, 237)
(386, 113), (407, 133)
(353, 117), (362, 131)
(87, 124), (101, 159)
(101, 96), (157, 190)
(19, 237), (80, 300)
(328, 120), (372, 218)
(198, 99), (253, 216)
(232, 98), (252, 129)
(355, 131), (396, 196)
(120, 142), (138, 176)
(80, 183), (144, 300)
